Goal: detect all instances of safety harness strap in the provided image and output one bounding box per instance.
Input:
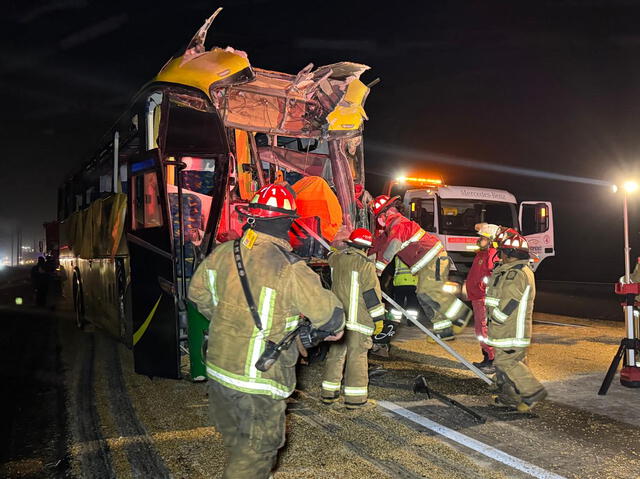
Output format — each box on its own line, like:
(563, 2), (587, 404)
(233, 240), (262, 331)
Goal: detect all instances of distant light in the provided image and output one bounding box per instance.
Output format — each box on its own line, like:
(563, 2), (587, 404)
(612, 184), (619, 193)
(15, 297), (23, 306)
(623, 181), (638, 193)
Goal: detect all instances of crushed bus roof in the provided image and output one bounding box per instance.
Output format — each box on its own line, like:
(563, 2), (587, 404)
(154, 11), (372, 138)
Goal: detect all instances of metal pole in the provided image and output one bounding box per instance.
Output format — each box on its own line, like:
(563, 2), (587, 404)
(382, 291), (494, 385)
(623, 192), (636, 366)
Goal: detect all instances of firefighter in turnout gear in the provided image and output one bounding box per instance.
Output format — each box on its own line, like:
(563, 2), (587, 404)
(485, 232), (547, 412)
(322, 228), (385, 409)
(370, 195), (472, 340)
(188, 184), (345, 478)
(468, 223), (500, 374)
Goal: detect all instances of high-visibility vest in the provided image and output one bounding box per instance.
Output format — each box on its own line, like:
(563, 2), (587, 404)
(393, 257), (418, 287)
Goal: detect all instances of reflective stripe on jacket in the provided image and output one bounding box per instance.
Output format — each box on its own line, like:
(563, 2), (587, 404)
(373, 212), (444, 274)
(485, 260), (536, 349)
(329, 246), (384, 335)
(188, 231), (344, 399)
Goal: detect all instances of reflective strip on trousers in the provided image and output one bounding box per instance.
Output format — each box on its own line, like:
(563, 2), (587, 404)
(485, 296), (499, 307)
(344, 386), (368, 396)
(485, 337), (531, 348)
(207, 269), (219, 306)
(410, 242), (444, 274)
(433, 319), (453, 331)
(400, 229), (426, 250)
(492, 308), (508, 323)
(444, 298), (464, 320)
(206, 362), (291, 399)
(246, 287), (275, 379)
(322, 381), (341, 391)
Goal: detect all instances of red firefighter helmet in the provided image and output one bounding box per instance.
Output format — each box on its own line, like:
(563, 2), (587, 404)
(371, 195), (400, 216)
(236, 184), (298, 219)
(494, 227), (518, 244)
(498, 232), (529, 252)
(346, 228), (373, 248)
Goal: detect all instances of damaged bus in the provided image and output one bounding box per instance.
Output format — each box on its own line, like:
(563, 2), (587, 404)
(51, 9), (376, 380)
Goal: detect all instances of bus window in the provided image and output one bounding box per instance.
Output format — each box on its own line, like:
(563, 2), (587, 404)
(167, 157), (216, 246)
(132, 172), (163, 229)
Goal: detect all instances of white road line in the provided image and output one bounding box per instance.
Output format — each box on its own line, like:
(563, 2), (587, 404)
(378, 400), (568, 479)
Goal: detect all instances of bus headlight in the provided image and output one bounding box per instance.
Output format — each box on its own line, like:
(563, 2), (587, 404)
(442, 282), (461, 295)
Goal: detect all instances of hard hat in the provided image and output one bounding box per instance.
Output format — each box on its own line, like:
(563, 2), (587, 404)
(498, 232), (529, 252)
(346, 228), (373, 248)
(371, 195), (400, 216)
(495, 227), (518, 244)
(475, 223), (500, 239)
(236, 184), (298, 219)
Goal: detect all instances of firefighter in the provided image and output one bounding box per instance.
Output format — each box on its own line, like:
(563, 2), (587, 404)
(468, 223), (500, 373)
(321, 228), (385, 409)
(188, 184), (345, 479)
(485, 232), (547, 411)
(370, 195), (472, 340)
(392, 257), (420, 325)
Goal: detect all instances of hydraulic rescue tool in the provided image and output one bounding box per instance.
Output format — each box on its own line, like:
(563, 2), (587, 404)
(295, 221), (494, 385)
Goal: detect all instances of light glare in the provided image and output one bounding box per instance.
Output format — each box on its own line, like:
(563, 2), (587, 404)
(623, 181), (638, 193)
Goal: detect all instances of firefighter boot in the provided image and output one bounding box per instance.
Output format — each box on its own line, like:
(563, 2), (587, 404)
(473, 350), (496, 374)
(517, 388), (548, 412)
(321, 391), (340, 405)
(493, 372), (521, 408)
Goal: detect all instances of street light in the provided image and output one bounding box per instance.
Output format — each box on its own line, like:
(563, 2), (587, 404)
(599, 180), (640, 393)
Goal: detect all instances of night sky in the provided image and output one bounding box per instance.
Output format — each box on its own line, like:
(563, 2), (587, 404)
(3, 0), (640, 281)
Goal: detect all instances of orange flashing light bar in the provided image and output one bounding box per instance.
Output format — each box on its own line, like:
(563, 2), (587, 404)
(396, 176), (444, 187)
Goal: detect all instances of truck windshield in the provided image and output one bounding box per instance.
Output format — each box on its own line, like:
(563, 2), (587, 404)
(439, 199), (517, 235)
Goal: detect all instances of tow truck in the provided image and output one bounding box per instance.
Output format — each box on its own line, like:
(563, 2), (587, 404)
(384, 176), (555, 290)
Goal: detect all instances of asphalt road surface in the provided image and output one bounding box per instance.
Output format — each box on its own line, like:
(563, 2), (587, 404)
(1, 269), (639, 478)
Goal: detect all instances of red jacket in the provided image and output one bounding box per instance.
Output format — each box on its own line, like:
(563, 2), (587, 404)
(373, 212), (444, 274)
(466, 247), (498, 301)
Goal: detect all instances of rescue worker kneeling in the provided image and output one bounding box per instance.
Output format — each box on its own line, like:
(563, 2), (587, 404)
(188, 184), (345, 479)
(321, 228), (385, 409)
(485, 232), (547, 412)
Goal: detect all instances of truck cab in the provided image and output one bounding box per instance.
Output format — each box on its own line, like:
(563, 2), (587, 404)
(388, 177), (554, 283)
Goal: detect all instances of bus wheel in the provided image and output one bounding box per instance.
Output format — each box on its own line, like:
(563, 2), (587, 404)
(73, 277), (86, 329)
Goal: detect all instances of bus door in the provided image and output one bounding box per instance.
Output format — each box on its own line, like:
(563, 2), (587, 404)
(126, 149), (182, 379)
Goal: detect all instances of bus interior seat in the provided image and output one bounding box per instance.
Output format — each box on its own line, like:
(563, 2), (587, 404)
(168, 192), (202, 277)
(183, 170), (215, 196)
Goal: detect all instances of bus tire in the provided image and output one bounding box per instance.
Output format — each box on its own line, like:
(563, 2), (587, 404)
(73, 274), (86, 329)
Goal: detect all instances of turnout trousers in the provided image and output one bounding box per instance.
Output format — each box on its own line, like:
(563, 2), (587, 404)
(493, 348), (543, 398)
(472, 299), (495, 360)
(208, 381), (286, 479)
(321, 330), (373, 404)
(415, 258), (471, 337)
